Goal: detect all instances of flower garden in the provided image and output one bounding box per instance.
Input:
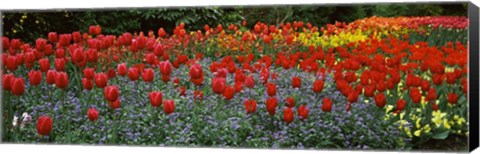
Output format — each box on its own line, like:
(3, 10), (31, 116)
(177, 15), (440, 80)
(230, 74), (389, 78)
(1, 16), (469, 150)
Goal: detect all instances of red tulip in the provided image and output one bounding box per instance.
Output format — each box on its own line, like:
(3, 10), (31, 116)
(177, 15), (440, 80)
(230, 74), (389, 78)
(244, 99), (257, 114)
(38, 58), (50, 72)
(109, 99), (121, 110)
(55, 48), (65, 58)
(25, 52), (35, 64)
(89, 25), (101, 35)
(72, 48), (85, 64)
(426, 88), (436, 101)
(223, 85), (235, 100)
(82, 78), (93, 90)
(86, 48), (98, 62)
(432, 74), (444, 85)
(104, 85), (119, 102)
(189, 63), (203, 79)
(46, 70), (57, 85)
(142, 68), (155, 82)
(159, 61), (172, 75)
(117, 63), (128, 76)
(322, 97), (333, 112)
(396, 99), (407, 111)
(2, 37), (9, 50)
(244, 75), (255, 88)
(72, 32), (82, 43)
(266, 97), (278, 116)
(421, 80), (430, 92)
(11, 77), (25, 96)
(149, 91), (163, 107)
(35, 38), (47, 51)
(446, 72), (457, 84)
(48, 32), (58, 43)
(312, 79), (324, 93)
(447, 93), (458, 105)
(292, 76), (301, 88)
(93, 73), (108, 88)
(28, 70), (42, 86)
(283, 107), (294, 123)
(211, 77), (226, 94)
(54, 58), (66, 71)
(179, 86), (186, 96)
(374, 93), (386, 108)
(2, 74), (14, 91)
(265, 82), (276, 97)
(83, 68), (95, 80)
(194, 90), (203, 101)
(55, 72), (69, 89)
(431, 102), (438, 111)
(409, 88), (422, 104)
(59, 34), (72, 46)
(36, 115), (53, 136)
(163, 100), (175, 115)
(298, 105), (309, 120)
(347, 91), (359, 103)
(87, 108), (99, 121)
(286, 97), (295, 107)
(128, 67), (140, 81)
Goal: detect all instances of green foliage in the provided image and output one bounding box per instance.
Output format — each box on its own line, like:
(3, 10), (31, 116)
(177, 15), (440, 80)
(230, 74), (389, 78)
(1, 3), (468, 43)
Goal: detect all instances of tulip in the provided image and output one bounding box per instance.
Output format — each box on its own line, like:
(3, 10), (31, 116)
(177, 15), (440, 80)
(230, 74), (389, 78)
(72, 48), (85, 64)
(93, 73), (108, 88)
(109, 99), (121, 110)
(87, 108), (99, 121)
(48, 32), (58, 43)
(409, 88), (422, 104)
(35, 38), (47, 51)
(223, 85), (235, 100)
(104, 85), (119, 102)
(82, 78), (93, 90)
(107, 69), (116, 79)
(189, 63), (203, 79)
(117, 63), (128, 76)
(283, 107), (294, 123)
(55, 72), (69, 89)
(128, 67), (140, 81)
(211, 77), (226, 94)
(244, 75), (255, 88)
(83, 68), (95, 80)
(244, 99), (257, 114)
(312, 79), (324, 93)
(27, 70), (42, 86)
(265, 82), (276, 97)
(45, 70), (57, 85)
(159, 61), (172, 76)
(396, 99), (407, 111)
(298, 105), (309, 120)
(149, 91), (163, 107)
(163, 100), (175, 115)
(194, 90), (203, 101)
(374, 93), (386, 108)
(426, 88), (436, 101)
(36, 115), (53, 136)
(292, 76), (301, 88)
(11, 77), (25, 96)
(322, 97), (333, 112)
(447, 93), (458, 105)
(286, 97), (295, 107)
(86, 48), (98, 62)
(266, 97), (278, 116)
(2, 74), (14, 91)
(141, 68), (154, 82)
(38, 58), (50, 72)
(52, 58), (66, 71)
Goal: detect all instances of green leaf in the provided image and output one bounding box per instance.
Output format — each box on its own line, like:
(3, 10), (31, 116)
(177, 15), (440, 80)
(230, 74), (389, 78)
(432, 129), (450, 140)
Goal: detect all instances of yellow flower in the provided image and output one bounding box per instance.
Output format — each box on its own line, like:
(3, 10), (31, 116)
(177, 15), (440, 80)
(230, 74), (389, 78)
(443, 119), (451, 129)
(424, 124), (431, 133)
(414, 130), (422, 137)
(415, 118), (422, 129)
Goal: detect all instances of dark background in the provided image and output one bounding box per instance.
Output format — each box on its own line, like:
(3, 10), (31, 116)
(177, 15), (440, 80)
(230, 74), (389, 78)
(1, 3), (468, 43)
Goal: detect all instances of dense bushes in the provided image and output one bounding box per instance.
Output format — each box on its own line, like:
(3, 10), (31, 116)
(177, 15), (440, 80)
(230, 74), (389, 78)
(1, 3), (467, 43)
